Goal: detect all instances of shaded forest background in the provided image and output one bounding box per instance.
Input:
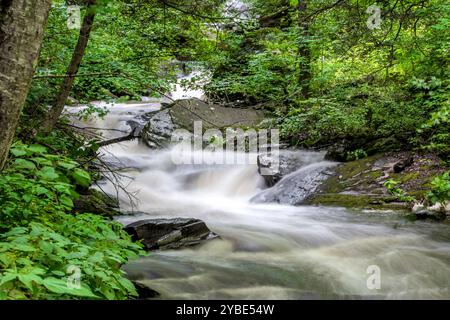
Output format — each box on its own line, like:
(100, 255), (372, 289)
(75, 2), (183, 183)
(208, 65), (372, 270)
(0, 0), (448, 299)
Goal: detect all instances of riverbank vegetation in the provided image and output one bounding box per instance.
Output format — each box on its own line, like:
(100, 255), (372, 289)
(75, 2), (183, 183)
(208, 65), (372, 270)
(0, 0), (448, 299)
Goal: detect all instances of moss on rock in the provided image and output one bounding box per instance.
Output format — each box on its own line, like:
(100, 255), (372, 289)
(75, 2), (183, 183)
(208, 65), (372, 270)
(73, 188), (120, 218)
(305, 151), (446, 210)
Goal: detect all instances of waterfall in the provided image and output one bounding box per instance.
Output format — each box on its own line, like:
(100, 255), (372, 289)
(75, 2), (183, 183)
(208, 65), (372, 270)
(63, 72), (450, 300)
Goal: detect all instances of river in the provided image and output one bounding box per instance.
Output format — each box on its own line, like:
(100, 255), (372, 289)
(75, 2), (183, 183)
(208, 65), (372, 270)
(65, 74), (450, 300)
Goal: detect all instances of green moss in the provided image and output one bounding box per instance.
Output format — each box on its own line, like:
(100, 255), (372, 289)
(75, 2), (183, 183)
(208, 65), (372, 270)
(73, 189), (120, 218)
(390, 172), (420, 183)
(305, 193), (405, 210)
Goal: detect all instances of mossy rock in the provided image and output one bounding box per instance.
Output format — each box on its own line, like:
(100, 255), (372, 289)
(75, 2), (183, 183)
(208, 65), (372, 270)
(306, 151), (446, 210)
(73, 189), (120, 218)
(304, 193), (405, 210)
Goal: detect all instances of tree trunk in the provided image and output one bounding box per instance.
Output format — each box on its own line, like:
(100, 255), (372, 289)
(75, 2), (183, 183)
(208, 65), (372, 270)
(42, 0), (96, 132)
(297, 0), (310, 99)
(0, 0), (52, 171)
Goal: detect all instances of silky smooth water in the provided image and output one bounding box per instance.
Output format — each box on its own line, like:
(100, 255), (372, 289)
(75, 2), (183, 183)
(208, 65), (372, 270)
(65, 77), (450, 300)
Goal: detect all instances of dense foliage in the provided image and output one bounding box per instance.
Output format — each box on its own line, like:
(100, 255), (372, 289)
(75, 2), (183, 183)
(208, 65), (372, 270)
(0, 0), (448, 300)
(205, 0), (449, 159)
(0, 141), (144, 299)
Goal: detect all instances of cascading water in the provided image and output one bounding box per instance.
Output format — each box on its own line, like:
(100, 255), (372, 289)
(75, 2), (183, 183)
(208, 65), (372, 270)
(65, 73), (450, 300)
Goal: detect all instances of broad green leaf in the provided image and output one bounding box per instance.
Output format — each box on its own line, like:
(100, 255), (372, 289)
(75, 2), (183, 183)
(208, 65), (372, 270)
(13, 159), (36, 170)
(28, 144), (48, 154)
(18, 274), (42, 291)
(34, 186), (51, 196)
(10, 148), (27, 157)
(42, 277), (99, 298)
(58, 160), (78, 170)
(31, 157), (53, 166)
(72, 169), (91, 187)
(59, 195), (74, 208)
(0, 273), (17, 287)
(37, 166), (59, 181)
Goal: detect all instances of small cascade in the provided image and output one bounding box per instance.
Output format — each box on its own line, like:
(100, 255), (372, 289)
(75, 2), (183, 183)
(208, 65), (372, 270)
(63, 71), (450, 300)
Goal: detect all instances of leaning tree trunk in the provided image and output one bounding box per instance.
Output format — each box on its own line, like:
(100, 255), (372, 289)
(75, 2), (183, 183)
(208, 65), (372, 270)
(42, 0), (96, 132)
(0, 0), (52, 171)
(297, 0), (310, 99)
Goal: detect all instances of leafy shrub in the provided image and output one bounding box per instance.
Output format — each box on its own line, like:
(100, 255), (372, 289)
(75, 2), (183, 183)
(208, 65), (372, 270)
(0, 142), (144, 300)
(0, 215), (142, 300)
(384, 179), (415, 203)
(427, 172), (450, 205)
(418, 100), (450, 158)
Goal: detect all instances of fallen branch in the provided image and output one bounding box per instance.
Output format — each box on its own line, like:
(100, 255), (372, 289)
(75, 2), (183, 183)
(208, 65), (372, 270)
(96, 127), (141, 147)
(33, 71), (119, 79)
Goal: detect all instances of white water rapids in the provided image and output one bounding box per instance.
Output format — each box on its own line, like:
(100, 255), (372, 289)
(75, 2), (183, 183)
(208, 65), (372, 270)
(65, 77), (450, 300)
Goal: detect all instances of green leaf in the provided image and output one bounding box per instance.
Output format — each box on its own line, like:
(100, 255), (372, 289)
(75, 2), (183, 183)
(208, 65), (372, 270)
(18, 274), (42, 291)
(34, 186), (50, 196)
(72, 169), (91, 187)
(22, 194), (33, 203)
(51, 271), (66, 277)
(31, 157), (53, 166)
(13, 159), (36, 170)
(59, 195), (74, 208)
(0, 273), (17, 287)
(37, 166), (59, 181)
(10, 148), (27, 157)
(57, 160), (78, 170)
(28, 144), (48, 154)
(14, 244), (36, 252)
(118, 278), (137, 295)
(42, 277), (99, 298)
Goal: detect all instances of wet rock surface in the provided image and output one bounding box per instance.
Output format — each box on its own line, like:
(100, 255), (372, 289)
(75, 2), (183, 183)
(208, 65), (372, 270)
(305, 152), (447, 211)
(124, 218), (219, 251)
(141, 108), (178, 148)
(141, 98), (266, 148)
(73, 189), (120, 218)
(131, 281), (160, 299)
(257, 150), (326, 187)
(252, 162), (337, 205)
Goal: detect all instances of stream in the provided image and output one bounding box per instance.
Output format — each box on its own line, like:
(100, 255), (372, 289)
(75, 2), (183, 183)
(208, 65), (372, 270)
(65, 74), (450, 300)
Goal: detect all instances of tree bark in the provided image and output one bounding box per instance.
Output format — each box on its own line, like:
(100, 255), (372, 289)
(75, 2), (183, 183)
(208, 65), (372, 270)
(42, 0), (96, 132)
(297, 0), (310, 99)
(0, 0), (52, 170)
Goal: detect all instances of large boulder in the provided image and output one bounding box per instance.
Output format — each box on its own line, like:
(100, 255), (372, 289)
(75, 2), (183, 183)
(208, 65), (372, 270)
(141, 108), (176, 148)
(124, 218), (218, 251)
(257, 150), (326, 187)
(251, 162), (337, 205)
(141, 98), (266, 148)
(304, 152), (447, 211)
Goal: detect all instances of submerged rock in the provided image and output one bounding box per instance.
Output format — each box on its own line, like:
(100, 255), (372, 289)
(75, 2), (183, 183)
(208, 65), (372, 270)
(124, 218), (218, 251)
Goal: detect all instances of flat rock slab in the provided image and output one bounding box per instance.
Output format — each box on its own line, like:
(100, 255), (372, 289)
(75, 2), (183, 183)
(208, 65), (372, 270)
(124, 218), (218, 251)
(141, 98), (266, 148)
(170, 98), (266, 131)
